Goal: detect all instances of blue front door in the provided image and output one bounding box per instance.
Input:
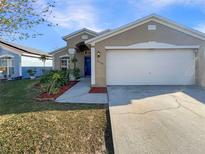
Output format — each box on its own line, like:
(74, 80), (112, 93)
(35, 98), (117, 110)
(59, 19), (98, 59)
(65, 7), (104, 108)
(85, 57), (91, 76)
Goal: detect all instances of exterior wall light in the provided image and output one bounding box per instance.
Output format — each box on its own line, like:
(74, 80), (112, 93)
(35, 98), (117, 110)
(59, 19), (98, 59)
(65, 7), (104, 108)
(97, 51), (101, 58)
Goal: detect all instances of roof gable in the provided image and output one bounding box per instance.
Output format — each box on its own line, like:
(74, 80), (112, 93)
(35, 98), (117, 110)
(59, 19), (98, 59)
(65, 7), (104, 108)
(85, 14), (205, 45)
(63, 28), (98, 40)
(50, 46), (67, 55)
(0, 44), (22, 56)
(0, 40), (50, 56)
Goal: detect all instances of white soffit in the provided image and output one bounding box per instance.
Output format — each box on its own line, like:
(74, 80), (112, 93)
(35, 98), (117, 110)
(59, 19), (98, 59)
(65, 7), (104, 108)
(105, 41), (200, 50)
(59, 54), (70, 58)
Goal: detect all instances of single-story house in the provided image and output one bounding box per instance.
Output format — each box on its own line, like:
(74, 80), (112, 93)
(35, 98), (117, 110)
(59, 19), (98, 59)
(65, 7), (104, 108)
(0, 40), (52, 79)
(51, 14), (205, 89)
(50, 28), (110, 76)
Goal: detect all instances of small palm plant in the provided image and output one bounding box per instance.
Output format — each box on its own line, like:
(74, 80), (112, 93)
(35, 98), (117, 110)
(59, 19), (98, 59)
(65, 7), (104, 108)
(70, 56), (80, 80)
(27, 68), (36, 79)
(71, 56), (77, 68)
(39, 55), (48, 74)
(48, 72), (62, 95)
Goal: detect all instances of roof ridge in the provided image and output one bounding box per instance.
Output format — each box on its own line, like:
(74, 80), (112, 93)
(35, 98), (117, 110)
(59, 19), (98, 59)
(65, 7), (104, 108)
(85, 14), (205, 44)
(62, 28), (98, 40)
(0, 39), (50, 56)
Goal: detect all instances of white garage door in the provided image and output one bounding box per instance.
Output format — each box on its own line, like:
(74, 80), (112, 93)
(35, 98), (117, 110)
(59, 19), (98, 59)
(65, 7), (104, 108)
(106, 49), (195, 85)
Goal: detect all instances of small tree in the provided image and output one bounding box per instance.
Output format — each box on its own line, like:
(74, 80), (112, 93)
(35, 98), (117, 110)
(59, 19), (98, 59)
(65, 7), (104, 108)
(48, 72), (61, 95)
(27, 68), (36, 79)
(40, 55), (48, 67)
(27, 69), (35, 76)
(40, 55), (48, 74)
(71, 56), (78, 69)
(0, 0), (56, 40)
(71, 56), (80, 80)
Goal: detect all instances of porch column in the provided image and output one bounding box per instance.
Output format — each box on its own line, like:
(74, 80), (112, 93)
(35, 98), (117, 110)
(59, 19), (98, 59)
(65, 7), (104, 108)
(91, 46), (95, 85)
(19, 56), (22, 76)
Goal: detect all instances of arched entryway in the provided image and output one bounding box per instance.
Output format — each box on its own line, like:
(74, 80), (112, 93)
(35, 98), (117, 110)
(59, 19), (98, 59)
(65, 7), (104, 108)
(75, 42), (91, 76)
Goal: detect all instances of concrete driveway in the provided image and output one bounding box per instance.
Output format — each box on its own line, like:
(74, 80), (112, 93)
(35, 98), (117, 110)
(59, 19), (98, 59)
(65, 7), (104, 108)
(108, 86), (205, 154)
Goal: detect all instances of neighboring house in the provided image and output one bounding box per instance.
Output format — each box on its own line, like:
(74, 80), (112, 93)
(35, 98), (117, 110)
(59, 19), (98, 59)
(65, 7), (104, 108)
(0, 40), (52, 79)
(51, 14), (205, 89)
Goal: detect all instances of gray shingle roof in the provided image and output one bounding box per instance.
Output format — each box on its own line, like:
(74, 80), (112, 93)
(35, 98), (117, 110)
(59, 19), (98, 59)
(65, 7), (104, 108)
(0, 39), (51, 56)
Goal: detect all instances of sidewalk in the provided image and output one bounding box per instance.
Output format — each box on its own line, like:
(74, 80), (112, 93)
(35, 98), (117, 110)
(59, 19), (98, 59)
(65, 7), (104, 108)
(56, 78), (108, 104)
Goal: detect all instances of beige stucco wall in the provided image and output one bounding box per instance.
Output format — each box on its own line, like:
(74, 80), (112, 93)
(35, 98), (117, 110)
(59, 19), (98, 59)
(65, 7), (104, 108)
(94, 21), (205, 87)
(53, 32), (95, 76)
(66, 33), (96, 48)
(53, 48), (68, 70)
(53, 49), (85, 76)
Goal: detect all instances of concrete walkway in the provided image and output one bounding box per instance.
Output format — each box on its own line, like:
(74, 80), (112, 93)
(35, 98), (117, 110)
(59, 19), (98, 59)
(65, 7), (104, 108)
(108, 86), (205, 154)
(56, 78), (108, 104)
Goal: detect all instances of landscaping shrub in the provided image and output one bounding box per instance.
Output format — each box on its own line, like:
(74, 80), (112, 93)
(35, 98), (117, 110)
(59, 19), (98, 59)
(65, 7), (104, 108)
(39, 70), (70, 94)
(48, 72), (62, 94)
(39, 60), (81, 94)
(72, 68), (80, 80)
(27, 68), (36, 77)
(70, 56), (80, 80)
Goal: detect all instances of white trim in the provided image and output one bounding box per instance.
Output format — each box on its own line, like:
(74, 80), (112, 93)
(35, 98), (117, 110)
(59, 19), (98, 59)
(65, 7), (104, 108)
(0, 44), (22, 56)
(0, 39), (49, 56)
(19, 58), (22, 76)
(64, 31), (96, 40)
(0, 54), (15, 58)
(63, 28), (98, 40)
(105, 46), (199, 50)
(59, 54), (70, 58)
(91, 47), (95, 85)
(52, 57), (55, 70)
(50, 47), (67, 55)
(105, 42), (200, 50)
(85, 14), (205, 45)
(152, 18), (205, 41)
(22, 53), (41, 58)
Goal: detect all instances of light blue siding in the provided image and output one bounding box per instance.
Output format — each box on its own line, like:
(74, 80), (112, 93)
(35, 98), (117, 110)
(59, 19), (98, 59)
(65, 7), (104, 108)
(22, 67), (52, 78)
(0, 47), (52, 79)
(0, 47), (21, 78)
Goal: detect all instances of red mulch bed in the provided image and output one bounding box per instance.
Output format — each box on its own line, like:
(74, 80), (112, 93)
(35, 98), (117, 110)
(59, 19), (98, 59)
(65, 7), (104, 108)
(89, 87), (107, 93)
(35, 81), (78, 101)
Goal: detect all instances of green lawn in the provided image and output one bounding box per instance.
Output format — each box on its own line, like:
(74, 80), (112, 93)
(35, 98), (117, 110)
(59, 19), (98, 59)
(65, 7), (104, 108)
(0, 80), (113, 153)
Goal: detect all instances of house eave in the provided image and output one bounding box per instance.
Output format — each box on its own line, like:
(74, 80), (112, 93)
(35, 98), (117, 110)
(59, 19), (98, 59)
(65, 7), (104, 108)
(62, 28), (98, 41)
(105, 46), (200, 50)
(85, 14), (205, 45)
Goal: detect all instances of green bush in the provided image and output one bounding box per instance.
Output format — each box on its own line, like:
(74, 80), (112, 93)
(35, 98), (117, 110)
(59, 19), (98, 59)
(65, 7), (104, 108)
(72, 68), (80, 80)
(70, 56), (80, 80)
(39, 70), (70, 94)
(48, 72), (62, 94)
(27, 68), (36, 76)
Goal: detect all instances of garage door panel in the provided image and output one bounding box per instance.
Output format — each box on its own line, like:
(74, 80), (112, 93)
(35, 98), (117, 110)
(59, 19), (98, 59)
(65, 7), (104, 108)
(106, 50), (195, 85)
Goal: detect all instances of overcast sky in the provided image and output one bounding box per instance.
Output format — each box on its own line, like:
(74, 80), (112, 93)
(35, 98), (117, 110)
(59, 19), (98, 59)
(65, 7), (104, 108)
(11, 0), (205, 53)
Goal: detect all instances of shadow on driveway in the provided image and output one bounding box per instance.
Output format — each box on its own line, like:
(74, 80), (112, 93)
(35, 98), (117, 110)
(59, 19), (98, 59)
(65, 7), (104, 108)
(108, 85), (205, 106)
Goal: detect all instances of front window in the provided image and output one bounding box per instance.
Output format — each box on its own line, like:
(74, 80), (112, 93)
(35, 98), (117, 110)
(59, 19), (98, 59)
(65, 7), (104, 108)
(0, 57), (14, 79)
(60, 56), (70, 70)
